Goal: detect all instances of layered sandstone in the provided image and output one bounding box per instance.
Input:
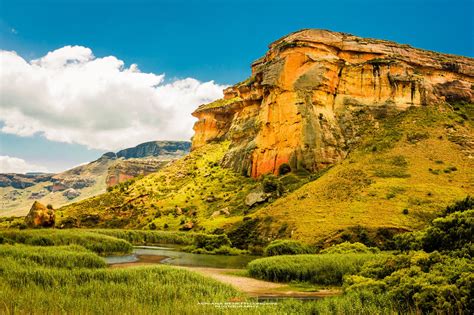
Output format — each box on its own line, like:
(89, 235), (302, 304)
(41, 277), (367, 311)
(105, 158), (170, 187)
(192, 29), (474, 177)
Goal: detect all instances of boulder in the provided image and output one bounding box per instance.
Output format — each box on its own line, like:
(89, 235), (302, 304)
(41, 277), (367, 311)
(181, 221), (194, 230)
(245, 191), (270, 207)
(63, 188), (80, 199)
(24, 201), (55, 228)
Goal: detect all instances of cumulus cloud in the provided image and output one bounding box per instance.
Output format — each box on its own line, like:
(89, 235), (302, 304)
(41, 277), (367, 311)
(0, 156), (48, 173)
(0, 46), (226, 150)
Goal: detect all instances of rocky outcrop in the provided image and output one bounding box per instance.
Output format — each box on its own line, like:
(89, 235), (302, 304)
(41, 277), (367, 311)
(192, 29), (474, 177)
(113, 141), (191, 159)
(63, 188), (81, 199)
(0, 173), (52, 189)
(105, 158), (170, 187)
(24, 201), (55, 228)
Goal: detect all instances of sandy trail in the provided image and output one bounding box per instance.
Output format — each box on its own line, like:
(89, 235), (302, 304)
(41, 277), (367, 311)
(179, 266), (339, 297)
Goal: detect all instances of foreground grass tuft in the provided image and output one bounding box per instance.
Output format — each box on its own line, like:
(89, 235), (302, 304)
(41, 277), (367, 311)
(0, 229), (133, 255)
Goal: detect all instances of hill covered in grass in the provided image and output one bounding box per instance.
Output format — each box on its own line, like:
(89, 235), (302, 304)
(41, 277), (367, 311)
(52, 29), (474, 249)
(257, 105), (473, 243)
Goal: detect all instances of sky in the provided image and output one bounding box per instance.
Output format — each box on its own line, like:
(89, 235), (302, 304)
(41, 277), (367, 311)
(0, 0), (473, 173)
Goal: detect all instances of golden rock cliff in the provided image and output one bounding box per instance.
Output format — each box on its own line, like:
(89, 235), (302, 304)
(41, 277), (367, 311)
(192, 29), (474, 178)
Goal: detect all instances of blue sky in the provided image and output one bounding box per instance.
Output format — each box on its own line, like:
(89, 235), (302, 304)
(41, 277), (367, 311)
(0, 0), (473, 173)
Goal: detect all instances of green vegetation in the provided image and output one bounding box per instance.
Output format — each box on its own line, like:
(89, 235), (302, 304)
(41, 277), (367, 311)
(195, 97), (242, 111)
(0, 244), (106, 268)
(0, 229), (132, 255)
(57, 142), (262, 231)
(0, 245), (244, 314)
(248, 253), (378, 285)
(319, 242), (380, 254)
(264, 239), (315, 256)
(261, 106), (473, 243)
(91, 229), (198, 245)
(345, 251), (473, 314)
(246, 198), (473, 314)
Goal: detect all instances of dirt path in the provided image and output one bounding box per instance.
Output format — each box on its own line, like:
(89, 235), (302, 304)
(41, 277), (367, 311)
(179, 267), (340, 298)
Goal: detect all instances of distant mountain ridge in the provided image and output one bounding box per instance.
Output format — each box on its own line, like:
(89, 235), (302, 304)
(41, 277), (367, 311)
(112, 141), (191, 159)
(0, 140), (191, 216)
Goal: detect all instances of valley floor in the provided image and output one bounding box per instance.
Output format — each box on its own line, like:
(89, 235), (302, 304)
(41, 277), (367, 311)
(113, 260), (340, 298)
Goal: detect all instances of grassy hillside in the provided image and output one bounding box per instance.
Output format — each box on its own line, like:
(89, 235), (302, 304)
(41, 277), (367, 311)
(58, 142), (255, 229)
(257, 105), (473, 243)
(57, 141), (314, 231)
(56, 104), (473, 246)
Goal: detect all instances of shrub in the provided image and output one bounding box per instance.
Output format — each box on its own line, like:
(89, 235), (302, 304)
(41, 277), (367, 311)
(422, 209), (473, 254)
(194, 234), (232, 251)
(320, 242), (380, 254)
(345, 251), (474, 314)
(264, 240), (314, 256)
(248, 253), (379, 285)
(262, 176), (280, 193)
(93, 229), (198, 245)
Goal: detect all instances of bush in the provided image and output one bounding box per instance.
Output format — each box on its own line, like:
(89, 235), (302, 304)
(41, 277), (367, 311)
(194, 234), (231, 251)
(320, 242), (380, 254)
(248, 253), (379, 285)
(422, 209), (473, 254)
(345, 251), (474, 314)
(262, 175), (280, 193)
(93, 229), (197, 245)
(264, 240), (314, 256)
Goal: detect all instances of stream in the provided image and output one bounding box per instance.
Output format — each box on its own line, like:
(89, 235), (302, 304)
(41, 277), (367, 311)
(105, 245), (340, 301)
(104, 245), (258, 269)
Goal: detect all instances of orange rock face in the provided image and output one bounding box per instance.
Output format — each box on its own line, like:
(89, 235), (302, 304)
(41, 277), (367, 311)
(105, 159), (170, 187)
(192, 29), (474, 178)
(24, 201), (55, 228)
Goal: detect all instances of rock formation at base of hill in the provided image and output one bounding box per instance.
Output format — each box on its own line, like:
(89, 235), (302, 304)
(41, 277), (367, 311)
(24, 201), (55, 228)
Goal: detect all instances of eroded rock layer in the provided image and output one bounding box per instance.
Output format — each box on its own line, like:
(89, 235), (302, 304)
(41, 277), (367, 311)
(192, 29), (474, 177)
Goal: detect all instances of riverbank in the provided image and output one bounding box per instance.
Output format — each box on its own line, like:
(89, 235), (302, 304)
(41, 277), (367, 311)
(108, 250), (341, 299)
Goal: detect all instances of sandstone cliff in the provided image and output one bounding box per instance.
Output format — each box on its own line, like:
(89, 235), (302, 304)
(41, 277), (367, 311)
(192, 29), (474, 177)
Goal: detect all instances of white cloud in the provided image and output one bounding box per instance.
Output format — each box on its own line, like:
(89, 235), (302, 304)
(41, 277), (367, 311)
(0, 156), (48, 173)
(0, 46), (226, 150)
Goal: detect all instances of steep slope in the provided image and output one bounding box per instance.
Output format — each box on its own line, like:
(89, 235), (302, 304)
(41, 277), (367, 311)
(56, 29), (473, 245)
(257, 105), (474, 243)
(0, 141), (190, 216)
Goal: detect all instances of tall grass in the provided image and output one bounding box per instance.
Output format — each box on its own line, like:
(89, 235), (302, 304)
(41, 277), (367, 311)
(264, 240), (315, 256)
(0, 242), (398, 314)
(91, 229), (198, 245)
(0, 229), (132, 255)
(0, 244), (105, 269)
(248, 253), (380, 285)
(0, 253), (243, 314)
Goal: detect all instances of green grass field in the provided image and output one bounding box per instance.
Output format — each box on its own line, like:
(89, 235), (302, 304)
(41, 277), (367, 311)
(0, 241), (398, 314)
